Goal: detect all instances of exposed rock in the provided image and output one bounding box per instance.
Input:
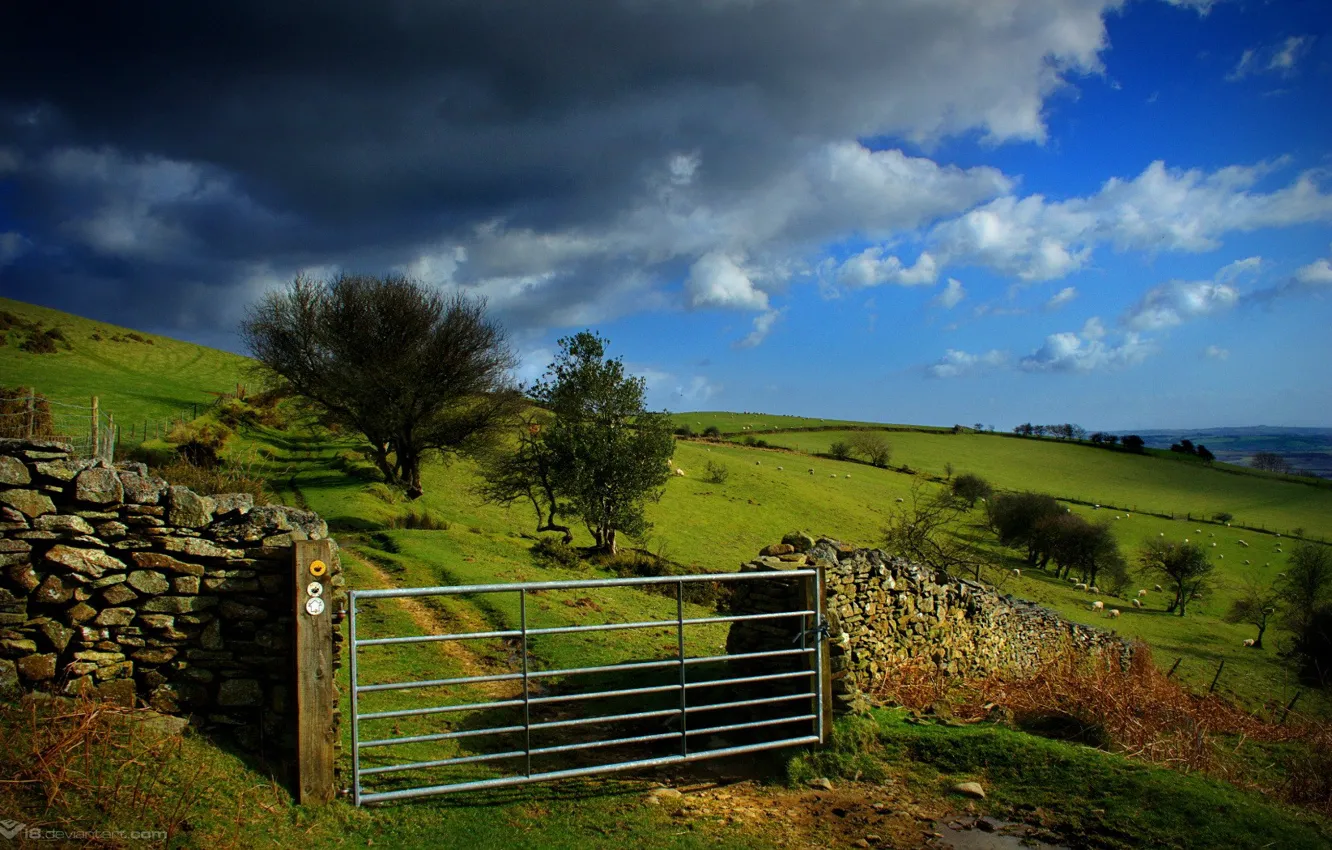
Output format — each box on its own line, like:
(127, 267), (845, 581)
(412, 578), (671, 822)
(167, 486), (214, 528)
(75, 468), (124, 504)
(0, 455), (31, 485)
(65, 602), (98, 624)
(646, 787), (684, 805)
(37, 620), (73, 653)
(212, 493), (254, 516)
(0, 488), (56, 518)
(211, 504), (328, 543)
(34, 460), (83, 482)
(140, 595), (218, 614)
(159, 537), (241, 560)
(808, 778), (834, 791)
(950, 782), (986, 799)
(132, 647), (178, 664)
(34, 574), (75, 604)
(760, 543), (796, 557)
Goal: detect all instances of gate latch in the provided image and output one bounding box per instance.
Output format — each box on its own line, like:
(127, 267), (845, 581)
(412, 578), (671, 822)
(793, 617), (831, 644)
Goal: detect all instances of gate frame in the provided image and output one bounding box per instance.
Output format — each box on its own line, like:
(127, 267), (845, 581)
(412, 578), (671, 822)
(345, 567), (830, 805)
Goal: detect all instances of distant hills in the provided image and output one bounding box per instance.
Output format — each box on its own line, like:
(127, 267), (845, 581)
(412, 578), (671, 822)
(1123, 427), (1332, 480)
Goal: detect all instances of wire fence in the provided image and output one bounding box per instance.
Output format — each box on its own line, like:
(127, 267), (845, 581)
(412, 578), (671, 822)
(0, 390), (118, 462)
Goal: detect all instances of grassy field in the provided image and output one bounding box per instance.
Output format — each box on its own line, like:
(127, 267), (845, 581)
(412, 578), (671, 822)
(730, 428), (1332, 539)
(0, 296), (251, 432)
(670, 410), (951, 434)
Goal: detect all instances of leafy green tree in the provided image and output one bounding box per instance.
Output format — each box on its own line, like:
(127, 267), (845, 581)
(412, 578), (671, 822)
(848, 430), (893, 467)
(1137, 539), (1215, 616)
(1276, 543), (1332, 654)
(828, 440), (852, 461)
(1120, 434), (1146, 453)
(1225, 581), (1281, 649)
(950, 473), (992, 509)
(1196, 444), (1216, 464)
(530, 332), (674, 555)
(474, 412), (572, 543)
(241, 273), (520, 498)
(987, 491), (1063, 566)
(1047, 514), (1122, 589)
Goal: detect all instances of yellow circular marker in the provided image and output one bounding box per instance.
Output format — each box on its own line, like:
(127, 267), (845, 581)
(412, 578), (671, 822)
(309, 559), (328, 577)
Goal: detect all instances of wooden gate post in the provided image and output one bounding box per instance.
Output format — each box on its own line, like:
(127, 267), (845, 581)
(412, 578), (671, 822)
(295, 539), (336, 805)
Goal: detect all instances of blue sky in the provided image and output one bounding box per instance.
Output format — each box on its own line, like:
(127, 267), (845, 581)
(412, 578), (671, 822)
(1, 0), (1330, 430)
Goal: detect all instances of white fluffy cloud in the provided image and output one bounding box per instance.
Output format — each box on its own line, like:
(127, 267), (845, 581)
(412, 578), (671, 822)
(1122, 280), (1239, 331)
(931, 160), (1332, 281)
(1018, 330), (1155, 373)
(1204, 345), (1230, 360)
(925, 348), (1009, 379)
(1228, 36), (1314, 81)
(1295, 257), (1332, 287)
(933, 278), (966, 309)
(736, 309), (783, 349)
(1045, 286), (1078, 310)
(837, 249), (939, 288)
(685, 252), (769, 310)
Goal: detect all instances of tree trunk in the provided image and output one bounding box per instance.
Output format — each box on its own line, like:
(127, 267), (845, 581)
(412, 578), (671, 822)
(400, 451), (424, 500)
(538, 522), (574, 544)
(605, 528), (618, 556)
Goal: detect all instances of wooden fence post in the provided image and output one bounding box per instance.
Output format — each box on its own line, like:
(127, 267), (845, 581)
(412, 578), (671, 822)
(1166, 657), (1182, 679)
(24, 393), (34, 439)
(294, 539), (337, 805)
(1208, 659), (1225, 694)
(90, 396), (99, 458)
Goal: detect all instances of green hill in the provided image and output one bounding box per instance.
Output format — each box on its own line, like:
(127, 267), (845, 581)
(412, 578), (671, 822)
(0, 296), (251, 434)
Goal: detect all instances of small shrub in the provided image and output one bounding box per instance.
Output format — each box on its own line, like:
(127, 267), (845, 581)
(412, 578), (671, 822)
(704, 459), (730, 484)
(532, 536), (581, 569)
(0, 310), (19, 330)
(674, 424), (695, 437)
(19, 328), (58, 354)
(89, 332), (102, 341)
(742, 435), (757, 446)
(752, 438), (771, 448)
(1213, 512), (1234, 523)
(703, 425), (721, 438)
(387, 506), (448, 530)
(829, 441), (852, 460)
(155, 458), (270, 503)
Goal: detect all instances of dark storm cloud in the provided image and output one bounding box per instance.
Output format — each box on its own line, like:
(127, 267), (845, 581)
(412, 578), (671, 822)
(0, 0), (1113, 346)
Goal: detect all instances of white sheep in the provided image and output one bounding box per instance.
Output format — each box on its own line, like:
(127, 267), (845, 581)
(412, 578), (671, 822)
(1264, 563), (1270, 568)
(1092, 600), (1104, 611)
(1159, 532), (1165, 537)
(1219, 554), (1224, 559)
(1131, 599), (1142, 608)
(1154, 584), (1163, 591)
(895, 497), (904, 502)
(1244, 560), (1250, 565)
(1184, 538), (1189, 543)
(1012, 568), (1021, 577)
(755, 460), (761, 465)
(830, 474), (837, 478)
(1137, 589), (1148, 598)
(1197, 529), (1203, 533)
(1109, 609), (1121, 619)
(1211, 542), (1217, 547)
(674, 468), (686, 477)
(1076, 583), (1088, 591)
(1089, 586), (1100, 594)
(1243, 639), (1255, 647)
(776, 466), (783, 470)
(1239, 540), (1248, 547)
(809, 469), (814, 474)
(844, 474), (851, 478)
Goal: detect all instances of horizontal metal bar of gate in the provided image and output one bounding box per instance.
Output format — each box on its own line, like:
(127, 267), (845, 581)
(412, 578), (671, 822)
(348, 569), (826, 805)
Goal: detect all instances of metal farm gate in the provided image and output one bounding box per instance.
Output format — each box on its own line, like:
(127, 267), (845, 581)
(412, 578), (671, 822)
(348, 570), (829, 805)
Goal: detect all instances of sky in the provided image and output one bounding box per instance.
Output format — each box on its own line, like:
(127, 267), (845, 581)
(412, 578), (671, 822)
(1, 0), (1330, 431)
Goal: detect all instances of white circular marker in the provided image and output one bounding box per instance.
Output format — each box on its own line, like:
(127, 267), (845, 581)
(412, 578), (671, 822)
(305, 596), (326, 616)
(307, 581), (324, 597)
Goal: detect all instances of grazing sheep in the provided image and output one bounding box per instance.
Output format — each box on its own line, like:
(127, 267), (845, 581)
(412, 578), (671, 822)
(1137, 589), (1148, 598)
(1219, 554), (1224, 559)
(1012, 568), (1021, 577)
(1154, 584), (1163, 591)
(674, 468), (686, 476)
(830, 474), (837, 478)
(844, 474), (851, 478)
(1159, 532), (1165, 537)
(1239, 540), (1248, 547)
(1089, 586), (1100, 594)
(1125, 513), (1131, 518)
(755, 460), (761, 465)
(809, 469), (814, 474)
(1109, 609), (1121, 619)
(1092, 600), (1105, 611)
(1212, 542), (1217, 547)
(1264, 563), (1270, 568)
(1243, 639), (1255, 647)
(1115, 516), (1121, 520)
(1184, 538), (1189, 543)
(1132, 599), (1142, 608)
(776, 466), (783, 470)
(895, 497), (905, 502)
(1244, 560), (1250, 565)
(1076, 583), (1088, 591)
(1226, 522), (1231, 527)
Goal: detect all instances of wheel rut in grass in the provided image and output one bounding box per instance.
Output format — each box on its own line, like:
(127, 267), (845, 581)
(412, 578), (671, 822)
(341, 545), (514, 699)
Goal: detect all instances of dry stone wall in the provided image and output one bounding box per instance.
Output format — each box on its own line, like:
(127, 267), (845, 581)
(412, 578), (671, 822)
(727, 533), (1133, 711)
(0, 438), (343, 757)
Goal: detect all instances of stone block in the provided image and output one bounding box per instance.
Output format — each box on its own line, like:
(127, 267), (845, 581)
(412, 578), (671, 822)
(34, 574), (74, 604)
(172, 576), (200, 594)
(127, 570), (170, 594)
(94, 607), (137, 626)
(160, 537), (240, 559)
(131, 551), (205, 576)
(65, 602), (98, 625)
(45, 544), (125, 578)
(0, 489), (56, 518)
(34, 514), (95, 535)
(0, 455), (31, 485)
(140, 595), (217, 614)
(118, 472), (167, 505)
(217, 678), (262, 707)
(101, 584), (138, 606)
(167, 486), (214, 528)
(75, 468), (124, 504)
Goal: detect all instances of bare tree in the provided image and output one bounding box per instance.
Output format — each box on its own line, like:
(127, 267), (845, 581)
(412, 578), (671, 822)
(883, 482), (991, 582)
(1251, 451), (1289, 473)
(1224, 581), (1281, 649)
(1137, 539), (1216, 616)
(242, 273), (521, 498)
